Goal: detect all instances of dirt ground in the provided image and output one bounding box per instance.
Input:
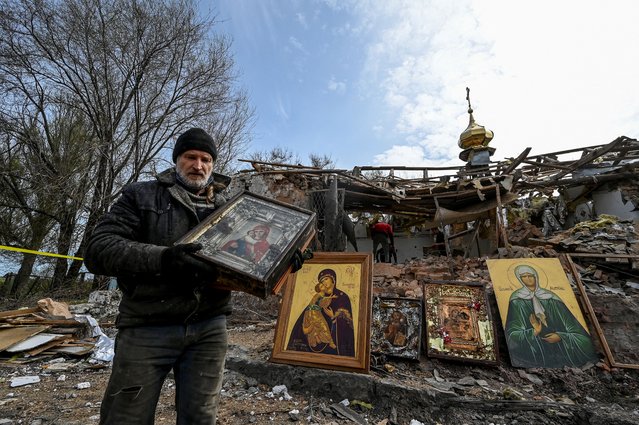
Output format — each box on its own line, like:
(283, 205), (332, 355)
(0, 323), (382, 425)
(2, 318), (639, 425)
(0, 322), (340, 425)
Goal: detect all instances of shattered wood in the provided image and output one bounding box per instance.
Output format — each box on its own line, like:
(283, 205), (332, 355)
(0, 301), (96, 362)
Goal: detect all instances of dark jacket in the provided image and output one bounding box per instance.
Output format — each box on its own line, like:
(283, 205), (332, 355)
(85, 168), (233, 328)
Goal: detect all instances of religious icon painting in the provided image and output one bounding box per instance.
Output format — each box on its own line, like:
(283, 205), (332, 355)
(176, 191), (316, 298)
(487, 258), (599, 369)
(270, 252), (373, 373)
(424, 281), (498, 365)
(370, 297), (423, 361)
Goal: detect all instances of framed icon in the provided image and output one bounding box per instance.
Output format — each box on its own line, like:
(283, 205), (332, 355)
(371, 296), (423, 360)
(270, 252), (373, 373)
(487, 258), (598, 368)
(424, 281), (499, 365)
(176, 191), (316, 298)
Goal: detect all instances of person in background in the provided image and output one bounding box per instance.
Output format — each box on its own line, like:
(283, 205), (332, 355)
(371, 220), (395, 263)
(376, 245), (398, 264)
(85, 127), (305, 424)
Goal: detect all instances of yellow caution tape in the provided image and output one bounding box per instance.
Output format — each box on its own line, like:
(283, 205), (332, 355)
(0, 245), (83, 261)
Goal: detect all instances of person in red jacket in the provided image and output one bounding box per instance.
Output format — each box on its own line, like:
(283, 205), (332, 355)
(371, 220), (395, 263)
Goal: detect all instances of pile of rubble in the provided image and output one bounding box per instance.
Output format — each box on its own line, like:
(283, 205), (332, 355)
(547, 214), (639, 255)
(0, 293), (118, 364)
(502, 214), (639, 296)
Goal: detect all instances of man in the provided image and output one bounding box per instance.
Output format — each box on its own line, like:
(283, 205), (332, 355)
(370, 220), (395, 263)
(85, 128), (304, 424)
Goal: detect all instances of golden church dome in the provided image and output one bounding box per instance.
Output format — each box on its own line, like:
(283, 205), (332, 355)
(458, 87), (494, 150)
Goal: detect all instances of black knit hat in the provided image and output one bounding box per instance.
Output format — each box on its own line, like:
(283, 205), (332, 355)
(172, 128), (218, 163)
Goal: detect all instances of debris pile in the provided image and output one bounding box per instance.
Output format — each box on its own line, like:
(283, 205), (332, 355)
(0, 297), (113, 363)
(546, 214), (639, 255)
(506, 217), (544, 245)
(372, 257), (492, 296)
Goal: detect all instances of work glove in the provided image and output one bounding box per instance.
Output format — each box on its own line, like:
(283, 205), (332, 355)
(291, 248), (314, 273)
(161, 243), (218, 284)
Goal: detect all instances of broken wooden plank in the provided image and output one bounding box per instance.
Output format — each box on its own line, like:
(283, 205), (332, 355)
(23, 335), (74, 358)
(520, 159), (574, 171)
(5, 318), (83, 327)
(548, 136), (627, 181)
(46, 341), (95, 356)
(0, 307), (40, 319)
(499, 147), (532, 175)
(5, 333), (66, 353)
(0, 325), (51, 351)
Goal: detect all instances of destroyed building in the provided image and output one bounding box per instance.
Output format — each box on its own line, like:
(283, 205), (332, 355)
(226, 92), (639, 267)
(2, 95), (639, 424)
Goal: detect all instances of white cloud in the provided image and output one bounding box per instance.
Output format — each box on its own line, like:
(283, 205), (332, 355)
(373, 145), (426, 166)
(288, 36), (307, 54)
(372, 143), (460, 178)
(295, 12), (308, 29)
(327, 76), (346, 94)
(347, 0), (639, 166)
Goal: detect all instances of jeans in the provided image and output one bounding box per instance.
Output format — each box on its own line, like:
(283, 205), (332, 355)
(100, 315), (228, 425)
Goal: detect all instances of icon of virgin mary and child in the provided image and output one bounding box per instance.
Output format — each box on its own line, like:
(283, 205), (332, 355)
(221, 224), (271, 263)
(287, 268), (355, 356)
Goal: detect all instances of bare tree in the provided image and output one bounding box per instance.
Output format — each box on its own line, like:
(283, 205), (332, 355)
(0, 100), (99, 295)
(309, 153), (335, 169)
(204, 92), (254, 175)
(248, 146), (302, 165)
(0, 0), (253, 292)
(248, 148), (335, 169)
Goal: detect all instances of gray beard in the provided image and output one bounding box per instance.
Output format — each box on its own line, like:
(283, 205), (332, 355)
(176, 168), (209, 191)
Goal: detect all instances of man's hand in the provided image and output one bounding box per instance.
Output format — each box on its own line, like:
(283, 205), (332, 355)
(161, 243), (218, 284)
(291, 248), (313, 273)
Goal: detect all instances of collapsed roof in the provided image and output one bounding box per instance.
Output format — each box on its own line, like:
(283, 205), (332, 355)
(238, 135), (639, 228)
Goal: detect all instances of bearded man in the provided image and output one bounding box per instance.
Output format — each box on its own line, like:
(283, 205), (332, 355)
(85, 128), (301, 424)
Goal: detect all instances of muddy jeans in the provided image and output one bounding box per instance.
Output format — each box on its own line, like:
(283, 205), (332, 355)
(100, 315), (228, 425)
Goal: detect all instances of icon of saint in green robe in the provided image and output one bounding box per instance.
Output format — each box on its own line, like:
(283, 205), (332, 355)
(505, 265), (598, 368)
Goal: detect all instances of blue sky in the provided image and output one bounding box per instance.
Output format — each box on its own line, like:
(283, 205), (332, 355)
(208, 0), (639, 170)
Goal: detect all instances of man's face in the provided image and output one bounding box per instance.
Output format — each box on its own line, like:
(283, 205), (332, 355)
(176, 149), (214, 191)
